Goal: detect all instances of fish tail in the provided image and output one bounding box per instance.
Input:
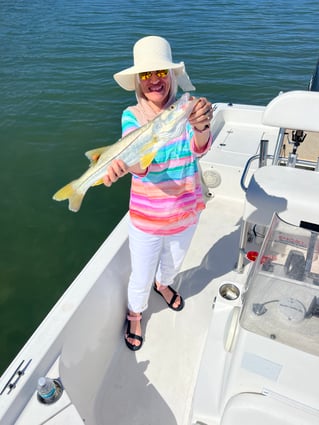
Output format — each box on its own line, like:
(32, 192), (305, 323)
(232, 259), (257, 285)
(52, 182), (85, 212)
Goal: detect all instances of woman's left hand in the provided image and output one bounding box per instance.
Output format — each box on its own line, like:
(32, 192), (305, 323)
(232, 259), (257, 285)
(103, 159), (128, 187)
(189, 97), (213, 131)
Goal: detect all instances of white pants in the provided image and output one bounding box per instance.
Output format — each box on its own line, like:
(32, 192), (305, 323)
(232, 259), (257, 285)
(127, 219), (197, 313)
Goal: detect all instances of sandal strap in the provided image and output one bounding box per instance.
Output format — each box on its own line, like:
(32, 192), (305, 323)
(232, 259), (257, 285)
(155, 283), (178, 299)
(169, 291), (178, 308)
(126, 332), (143, 343)
(153, 282), (184, 311)
(127, 313), (142, 321)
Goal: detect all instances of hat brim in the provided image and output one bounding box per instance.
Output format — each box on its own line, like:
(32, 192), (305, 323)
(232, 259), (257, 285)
(114, 62), (184, 91)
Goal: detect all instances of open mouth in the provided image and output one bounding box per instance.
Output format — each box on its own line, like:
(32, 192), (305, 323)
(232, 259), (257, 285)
(148, 84), (165, 92)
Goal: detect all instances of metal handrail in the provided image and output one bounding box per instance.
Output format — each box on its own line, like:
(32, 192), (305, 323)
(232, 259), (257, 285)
(240, 154), (274, 192)
(240, 155), (318, 192)
(240, 137), (318, 193)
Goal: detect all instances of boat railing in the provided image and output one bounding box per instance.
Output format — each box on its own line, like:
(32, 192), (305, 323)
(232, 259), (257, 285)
(240, 139), (273, 192)
(241, 130), (319, 193)
(240, 152), (319, 192)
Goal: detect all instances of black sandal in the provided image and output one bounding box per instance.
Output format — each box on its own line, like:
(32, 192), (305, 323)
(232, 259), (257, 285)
(153, 282), (185, 311)
(125, 313), (143, 351)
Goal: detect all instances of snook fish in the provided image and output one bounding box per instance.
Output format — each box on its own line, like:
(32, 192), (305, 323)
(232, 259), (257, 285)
(53, 93), (196, 212)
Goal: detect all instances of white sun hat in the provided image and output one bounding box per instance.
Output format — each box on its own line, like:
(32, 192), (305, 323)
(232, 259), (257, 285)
(113, 36), (195, 92)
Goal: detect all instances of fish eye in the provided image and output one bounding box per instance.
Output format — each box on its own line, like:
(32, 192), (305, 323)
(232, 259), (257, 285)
(169, 105), (176, 110)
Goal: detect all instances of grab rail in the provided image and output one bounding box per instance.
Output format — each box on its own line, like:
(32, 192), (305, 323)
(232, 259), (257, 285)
(240, 140), (271, 192)
(240, 155), (319, 192)
(240, 135), (318, 192)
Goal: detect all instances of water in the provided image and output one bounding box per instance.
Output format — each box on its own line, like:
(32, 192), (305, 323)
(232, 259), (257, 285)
(0, 0), (318, 373)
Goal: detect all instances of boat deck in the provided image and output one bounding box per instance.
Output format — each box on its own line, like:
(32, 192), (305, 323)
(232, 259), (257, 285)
(15, 192), (248, 425)
(99, 196), (247, 425)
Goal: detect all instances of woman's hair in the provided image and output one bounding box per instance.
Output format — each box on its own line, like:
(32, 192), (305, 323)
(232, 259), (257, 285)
(134, 69), (178, 108)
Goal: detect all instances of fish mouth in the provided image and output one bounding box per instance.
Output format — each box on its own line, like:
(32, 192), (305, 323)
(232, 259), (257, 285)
(183, 96), (197, 115)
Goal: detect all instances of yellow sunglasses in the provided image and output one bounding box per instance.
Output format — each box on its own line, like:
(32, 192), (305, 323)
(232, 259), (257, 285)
(139, 69), (169, 81)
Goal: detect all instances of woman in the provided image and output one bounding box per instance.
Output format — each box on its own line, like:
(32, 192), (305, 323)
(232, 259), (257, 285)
(104, 36), (213, 351)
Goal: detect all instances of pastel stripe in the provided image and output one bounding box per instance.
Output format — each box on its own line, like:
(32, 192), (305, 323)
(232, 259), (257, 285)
(121, 107), (211, 235)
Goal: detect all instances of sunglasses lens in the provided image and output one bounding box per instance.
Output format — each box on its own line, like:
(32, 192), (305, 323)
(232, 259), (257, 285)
(156, 69), (169, 78)
(139, 71), (152, 80)
(139, 69), (169, 80)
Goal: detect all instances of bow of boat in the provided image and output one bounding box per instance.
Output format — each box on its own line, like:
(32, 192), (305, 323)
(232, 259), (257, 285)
(1, 90), (319, 425)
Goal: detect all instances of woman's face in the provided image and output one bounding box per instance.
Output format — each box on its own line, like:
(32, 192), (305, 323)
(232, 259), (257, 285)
(139, 69), (171, 108)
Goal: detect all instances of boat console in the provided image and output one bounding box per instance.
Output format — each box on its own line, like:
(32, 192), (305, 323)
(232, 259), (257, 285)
(191, 212), (319, 425)
(237, 90), (319, 271)
(242, 213), (319, 357)
(191, 90), (319, 425)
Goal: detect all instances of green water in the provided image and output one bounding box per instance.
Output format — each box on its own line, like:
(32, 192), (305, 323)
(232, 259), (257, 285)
(0, 0), (318, 373)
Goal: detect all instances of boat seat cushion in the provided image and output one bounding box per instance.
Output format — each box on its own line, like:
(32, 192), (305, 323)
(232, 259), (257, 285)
(221, 393), (319, 425)
(243, 165), (319, 227)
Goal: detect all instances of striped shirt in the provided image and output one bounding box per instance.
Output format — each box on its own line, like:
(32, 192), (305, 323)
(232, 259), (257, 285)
(122, 107), (212, 235)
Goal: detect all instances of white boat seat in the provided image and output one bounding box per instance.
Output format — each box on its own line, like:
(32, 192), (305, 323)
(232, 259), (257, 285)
(221, 393), (319, 425)
(262, 90), (319, 132)
(243, 165), (319, 227)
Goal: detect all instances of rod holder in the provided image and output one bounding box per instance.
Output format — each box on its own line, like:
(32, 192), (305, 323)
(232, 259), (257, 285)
(259, 139), (269, 168)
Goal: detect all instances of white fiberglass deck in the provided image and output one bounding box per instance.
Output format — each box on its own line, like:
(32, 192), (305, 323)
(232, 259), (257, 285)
(95, 197), (246, 425)
(15, 193), (247, 425)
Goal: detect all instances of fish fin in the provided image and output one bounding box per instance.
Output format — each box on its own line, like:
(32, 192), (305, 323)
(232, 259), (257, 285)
(139, 136), (159, 169)
(91, 178), (104, 187)
(140, 137), (159, 153)
(52, 182), (85, 212)
(52, 182), (74, 201)
(85, 147), (109, 165)
(140, 151), (157, 169)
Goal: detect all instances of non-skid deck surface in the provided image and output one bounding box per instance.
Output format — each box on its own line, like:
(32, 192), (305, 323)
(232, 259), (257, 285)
(98, 196), (245, 425)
